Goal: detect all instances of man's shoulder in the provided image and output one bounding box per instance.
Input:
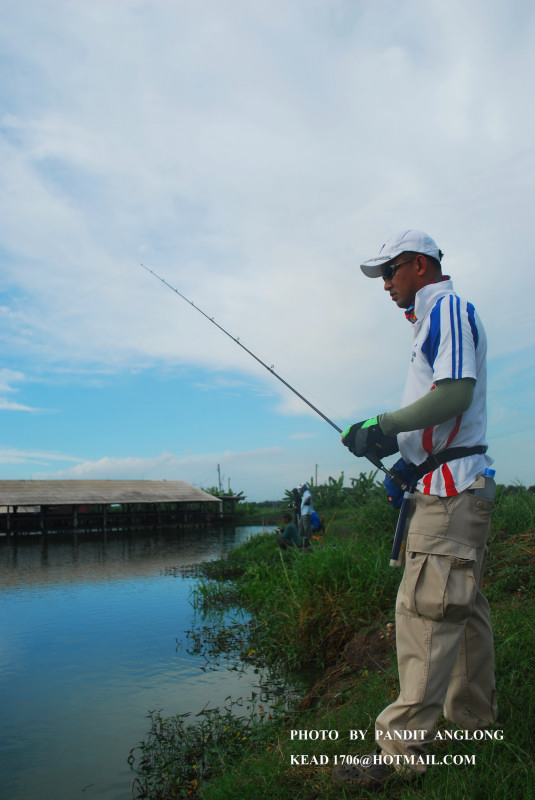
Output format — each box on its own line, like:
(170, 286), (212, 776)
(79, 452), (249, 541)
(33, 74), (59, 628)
(422, 284), (482, 327)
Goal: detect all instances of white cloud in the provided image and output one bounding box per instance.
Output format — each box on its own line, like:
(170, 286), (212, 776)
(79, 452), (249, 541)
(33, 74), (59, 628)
(0, 370), (43, 412)
(0, 369), (25, 394)
(0, 0), (533, 494)
(31, 447), (297, 499)
(0, 448), (83, 466)
(0, 399), (38, 412)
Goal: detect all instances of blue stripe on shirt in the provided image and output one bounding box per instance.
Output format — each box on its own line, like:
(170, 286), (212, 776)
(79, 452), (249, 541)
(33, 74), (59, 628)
(467, 302), (479, 349)
(455, 296), (463, 378)
(421, 296), (443, 370)
(449, 295), (457, 378)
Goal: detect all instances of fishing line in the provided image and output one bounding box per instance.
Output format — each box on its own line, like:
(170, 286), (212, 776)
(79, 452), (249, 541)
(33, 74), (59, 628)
(140, 262), (394, 482)
(141, 263), (343, 433)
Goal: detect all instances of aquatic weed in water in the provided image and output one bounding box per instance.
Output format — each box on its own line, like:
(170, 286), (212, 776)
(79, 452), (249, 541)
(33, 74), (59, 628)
(130, 693), (288, 799)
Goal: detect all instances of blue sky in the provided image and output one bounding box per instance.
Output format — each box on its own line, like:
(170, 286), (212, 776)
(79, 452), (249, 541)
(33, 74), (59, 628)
(1, 0), (534, 501)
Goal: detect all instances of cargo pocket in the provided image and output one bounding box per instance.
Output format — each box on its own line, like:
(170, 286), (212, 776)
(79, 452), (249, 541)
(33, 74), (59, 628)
(403, 552), (477, 623)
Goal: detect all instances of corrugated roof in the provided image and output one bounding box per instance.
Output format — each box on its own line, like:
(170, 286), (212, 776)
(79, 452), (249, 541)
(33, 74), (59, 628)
(0, 480), (222, 507)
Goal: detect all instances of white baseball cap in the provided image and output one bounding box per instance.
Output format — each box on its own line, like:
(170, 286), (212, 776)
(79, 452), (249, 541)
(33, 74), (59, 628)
(360, 230), (443, 278)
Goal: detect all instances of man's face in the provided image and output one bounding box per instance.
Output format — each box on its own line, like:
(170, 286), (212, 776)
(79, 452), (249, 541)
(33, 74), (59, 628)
(381, 254), (419, 309)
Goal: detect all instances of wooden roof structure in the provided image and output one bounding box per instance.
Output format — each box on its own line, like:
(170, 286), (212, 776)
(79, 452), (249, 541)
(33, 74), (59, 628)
(0, 480), (222, 508)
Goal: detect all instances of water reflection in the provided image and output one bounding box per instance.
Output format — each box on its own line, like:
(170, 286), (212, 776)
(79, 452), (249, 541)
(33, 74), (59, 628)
(0, 526), (267, 800)
(1, 527), (255, 587)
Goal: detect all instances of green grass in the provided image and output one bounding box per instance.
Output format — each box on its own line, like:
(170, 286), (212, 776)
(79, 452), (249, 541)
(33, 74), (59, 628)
(131, 486), (535, 800)
(198, 594), (535, 800)
(233, 533), (398, 670)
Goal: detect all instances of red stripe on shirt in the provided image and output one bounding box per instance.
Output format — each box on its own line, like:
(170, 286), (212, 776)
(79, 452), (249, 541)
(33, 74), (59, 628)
(441, 462), (458, 496)
(446, 414), (462, 447)
(422, 470), (433, 494)
(422, 426), (434, 454)
(421, 426), (435, 494)
(421, 411), (463, 495)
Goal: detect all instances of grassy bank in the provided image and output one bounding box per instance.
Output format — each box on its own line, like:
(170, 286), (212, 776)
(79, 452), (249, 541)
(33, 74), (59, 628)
(131, 484), (535, 800)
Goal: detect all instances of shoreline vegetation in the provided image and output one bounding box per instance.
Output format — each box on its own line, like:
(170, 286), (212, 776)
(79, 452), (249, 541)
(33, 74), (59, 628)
(130, 475), (535, 800)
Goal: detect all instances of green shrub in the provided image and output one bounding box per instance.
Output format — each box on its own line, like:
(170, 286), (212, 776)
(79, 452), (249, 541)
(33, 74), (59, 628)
(491, 484), (535, 534)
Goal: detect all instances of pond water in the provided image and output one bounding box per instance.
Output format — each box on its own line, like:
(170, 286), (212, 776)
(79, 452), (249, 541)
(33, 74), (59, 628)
(0, 526), (268, 800)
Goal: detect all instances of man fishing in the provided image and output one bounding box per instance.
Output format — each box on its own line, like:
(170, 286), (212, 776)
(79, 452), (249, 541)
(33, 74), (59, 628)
(334, 229), (497, 789)
(297, 482), (313, 546)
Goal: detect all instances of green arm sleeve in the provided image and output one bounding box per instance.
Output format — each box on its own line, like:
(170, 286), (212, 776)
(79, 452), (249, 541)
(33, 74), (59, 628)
(378, 378), (475, 437)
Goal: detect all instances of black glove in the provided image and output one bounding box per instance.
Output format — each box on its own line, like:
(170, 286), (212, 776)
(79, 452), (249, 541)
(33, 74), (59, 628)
(342, 417), (399, 459)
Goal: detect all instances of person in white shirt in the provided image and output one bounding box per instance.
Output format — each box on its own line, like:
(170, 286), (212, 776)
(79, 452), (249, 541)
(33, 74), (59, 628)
(334, 230), (497, 789)
(297, 482), (313, 546)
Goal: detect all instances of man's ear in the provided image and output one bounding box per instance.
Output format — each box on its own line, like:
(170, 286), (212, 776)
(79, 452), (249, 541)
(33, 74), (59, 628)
(416, 253), (440, 279)
(414, 253), (429, 276)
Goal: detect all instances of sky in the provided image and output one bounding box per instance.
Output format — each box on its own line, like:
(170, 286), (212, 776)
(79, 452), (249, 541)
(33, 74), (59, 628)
(1, 0), (534, 501)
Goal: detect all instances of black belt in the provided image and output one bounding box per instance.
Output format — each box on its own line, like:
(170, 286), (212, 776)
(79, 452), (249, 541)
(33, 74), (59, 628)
(412, 446), (487, 483)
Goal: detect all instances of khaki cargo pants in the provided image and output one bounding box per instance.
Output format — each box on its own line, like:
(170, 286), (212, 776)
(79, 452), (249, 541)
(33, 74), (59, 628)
(375, 476), (498, 773)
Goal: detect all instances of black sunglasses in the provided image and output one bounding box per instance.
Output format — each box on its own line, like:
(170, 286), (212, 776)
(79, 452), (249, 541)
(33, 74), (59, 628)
(382, 257), (416, 281)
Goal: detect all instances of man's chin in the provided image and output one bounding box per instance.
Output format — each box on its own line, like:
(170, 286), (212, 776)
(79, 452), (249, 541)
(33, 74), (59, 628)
(392, 295), (414, 310)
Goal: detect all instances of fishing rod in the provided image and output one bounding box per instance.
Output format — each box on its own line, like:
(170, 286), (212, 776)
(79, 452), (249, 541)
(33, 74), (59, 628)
(140, 263), (396, 484)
